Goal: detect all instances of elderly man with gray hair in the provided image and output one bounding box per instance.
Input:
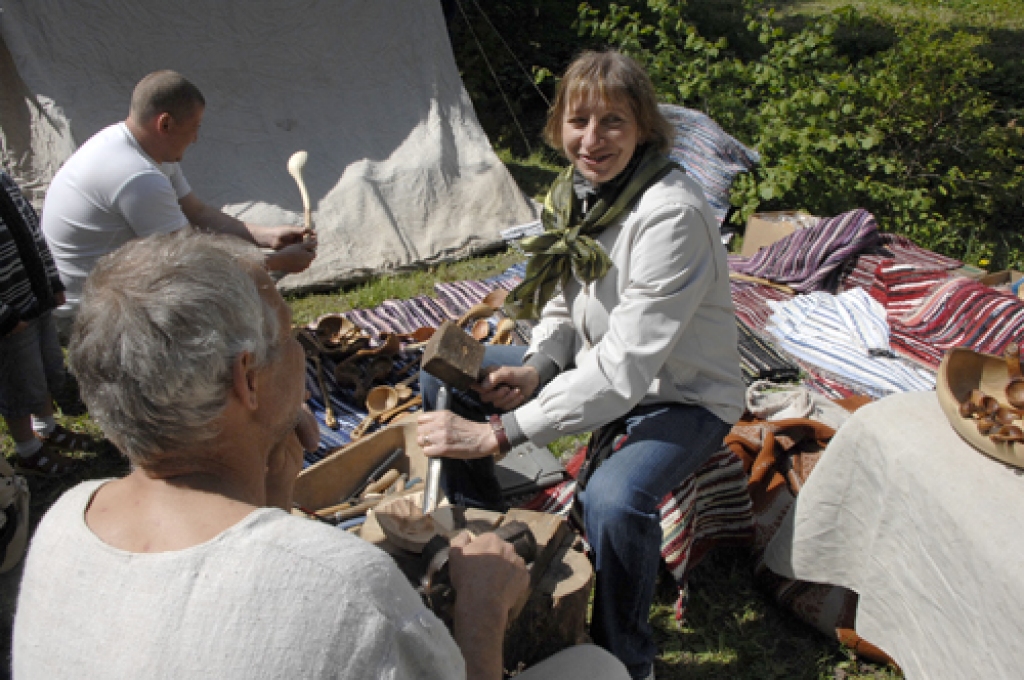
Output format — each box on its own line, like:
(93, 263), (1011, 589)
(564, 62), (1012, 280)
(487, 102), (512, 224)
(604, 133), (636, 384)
(10, 232), (628, 680)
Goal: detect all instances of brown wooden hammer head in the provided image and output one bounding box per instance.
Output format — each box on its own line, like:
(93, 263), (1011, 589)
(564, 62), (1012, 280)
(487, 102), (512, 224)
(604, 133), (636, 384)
(421, 320), (485, 391)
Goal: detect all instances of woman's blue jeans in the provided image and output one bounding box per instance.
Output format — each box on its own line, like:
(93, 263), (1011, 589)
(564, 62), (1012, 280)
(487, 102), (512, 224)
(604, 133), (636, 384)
(581, 402), (730, 679)
(420, 344), (731, 679)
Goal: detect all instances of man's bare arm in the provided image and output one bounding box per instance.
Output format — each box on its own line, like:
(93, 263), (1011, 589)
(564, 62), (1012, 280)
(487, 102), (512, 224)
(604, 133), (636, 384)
(178, 193), (315, 272)
(448, 532), (530, 680)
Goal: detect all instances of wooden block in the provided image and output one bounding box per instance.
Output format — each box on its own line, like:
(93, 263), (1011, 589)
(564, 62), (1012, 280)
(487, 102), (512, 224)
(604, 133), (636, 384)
(421, 320), (484, 391)
(293, 421), (427, 510)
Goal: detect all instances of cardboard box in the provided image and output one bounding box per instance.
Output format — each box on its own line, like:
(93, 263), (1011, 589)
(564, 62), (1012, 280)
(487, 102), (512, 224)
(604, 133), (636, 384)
(954, 264), (989, 281)
(740, 211), (818, 257)
(978, 269), (1023, 287)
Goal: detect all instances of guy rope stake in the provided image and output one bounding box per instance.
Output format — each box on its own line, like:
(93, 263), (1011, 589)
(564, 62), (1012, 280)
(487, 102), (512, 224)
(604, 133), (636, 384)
(287, 150), (312, 232)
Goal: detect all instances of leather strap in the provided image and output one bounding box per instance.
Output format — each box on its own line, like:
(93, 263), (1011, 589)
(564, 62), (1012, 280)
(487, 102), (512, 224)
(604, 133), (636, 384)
(489, 414), (511, 461)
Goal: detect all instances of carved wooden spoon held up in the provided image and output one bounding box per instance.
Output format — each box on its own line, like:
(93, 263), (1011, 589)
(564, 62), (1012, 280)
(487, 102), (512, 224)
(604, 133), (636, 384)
(287, 150), (312, 232)
(1005, 342), (1024, 410)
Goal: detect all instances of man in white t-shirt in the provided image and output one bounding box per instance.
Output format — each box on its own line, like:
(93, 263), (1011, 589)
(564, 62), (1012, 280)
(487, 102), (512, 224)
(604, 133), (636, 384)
(42, 70), (316, 319)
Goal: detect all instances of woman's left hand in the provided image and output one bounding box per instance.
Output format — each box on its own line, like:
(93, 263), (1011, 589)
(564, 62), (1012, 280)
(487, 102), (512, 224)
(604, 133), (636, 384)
(417, 410), (500, 460)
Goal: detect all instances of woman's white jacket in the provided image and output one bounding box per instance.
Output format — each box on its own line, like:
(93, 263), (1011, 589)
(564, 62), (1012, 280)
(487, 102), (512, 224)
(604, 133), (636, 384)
(510, 168), (746, 447)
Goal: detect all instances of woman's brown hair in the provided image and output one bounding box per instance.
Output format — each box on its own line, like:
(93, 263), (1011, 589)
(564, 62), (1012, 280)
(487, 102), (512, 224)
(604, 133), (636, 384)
(543, 50), (675, 155)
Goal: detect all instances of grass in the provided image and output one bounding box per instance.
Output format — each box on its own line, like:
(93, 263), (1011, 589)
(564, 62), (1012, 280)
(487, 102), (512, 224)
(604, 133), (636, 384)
(495, 148), (564, 203)
(774, 0), (1023, 30)
(286, 249), (524, 325)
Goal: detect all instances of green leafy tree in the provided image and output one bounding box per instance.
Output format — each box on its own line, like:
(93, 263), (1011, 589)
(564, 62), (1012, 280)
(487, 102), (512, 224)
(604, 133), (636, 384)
(578, 1), (1024, 267)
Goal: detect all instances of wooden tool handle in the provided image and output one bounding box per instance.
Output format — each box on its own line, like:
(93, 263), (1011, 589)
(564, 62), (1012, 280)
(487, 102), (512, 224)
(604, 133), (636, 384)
(365, 468), (401, 496)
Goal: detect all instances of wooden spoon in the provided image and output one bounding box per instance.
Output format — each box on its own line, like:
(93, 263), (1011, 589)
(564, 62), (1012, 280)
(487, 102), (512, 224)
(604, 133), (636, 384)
(338, 333), (402, 368)
(351, 385), (400, 439)
(378, 395), (423, 424)
(1005, 343), (1024, 409)
(457, 302), (495, 328)
(491, 318), (516, 345)
(482, 287), (509, 310)
(302, 349), (336, 430)
(471, 318), (491, 341)
(402, 327), (436, 352)
(315, 315), (355, 347)
(394, 371), (419, 401)
(287, 150), (312, 232)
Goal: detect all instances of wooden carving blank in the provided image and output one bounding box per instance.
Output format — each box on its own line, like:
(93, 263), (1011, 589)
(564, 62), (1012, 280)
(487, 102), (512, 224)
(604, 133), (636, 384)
(375, 497), (438, 553)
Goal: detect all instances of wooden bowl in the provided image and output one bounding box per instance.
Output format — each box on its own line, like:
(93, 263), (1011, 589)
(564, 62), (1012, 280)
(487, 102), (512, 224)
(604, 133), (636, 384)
(937, 347), (1024, 470)
(315, 314), (355, 347)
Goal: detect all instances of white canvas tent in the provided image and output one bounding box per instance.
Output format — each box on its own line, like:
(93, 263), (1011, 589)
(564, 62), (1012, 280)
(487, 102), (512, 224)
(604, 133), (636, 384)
(0, 0), (536, 292)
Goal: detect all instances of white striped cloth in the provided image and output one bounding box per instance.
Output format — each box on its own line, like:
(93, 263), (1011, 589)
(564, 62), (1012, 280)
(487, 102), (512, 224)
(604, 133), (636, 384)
(765, 288), (935, 397)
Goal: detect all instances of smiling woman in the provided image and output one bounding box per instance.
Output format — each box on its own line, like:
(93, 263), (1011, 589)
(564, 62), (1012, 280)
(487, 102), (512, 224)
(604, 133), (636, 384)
(417, 50), (746, 680)
(561, 98), (639, 185)
(542, 51), (675, 188)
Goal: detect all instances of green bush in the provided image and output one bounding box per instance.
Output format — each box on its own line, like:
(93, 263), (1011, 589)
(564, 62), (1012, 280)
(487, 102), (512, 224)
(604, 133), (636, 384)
(578, 2), (1024, 268)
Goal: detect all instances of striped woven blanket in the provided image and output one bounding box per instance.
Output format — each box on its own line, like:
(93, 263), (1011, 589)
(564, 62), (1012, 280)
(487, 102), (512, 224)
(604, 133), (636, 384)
(888, 276), (1024, 369)
(521, 445), (754, 617)
(731, 208), (880, 293)
(736, 318), (801, 384)
(659, 104), (760, 227)
(766, 288), (936, 398)
(840, 233), (960, 293)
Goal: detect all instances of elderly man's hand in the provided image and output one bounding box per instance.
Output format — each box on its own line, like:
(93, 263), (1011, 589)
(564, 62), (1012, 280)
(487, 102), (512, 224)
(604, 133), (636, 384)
(450, 531), (529, 614)
(449, 531), (530, 680)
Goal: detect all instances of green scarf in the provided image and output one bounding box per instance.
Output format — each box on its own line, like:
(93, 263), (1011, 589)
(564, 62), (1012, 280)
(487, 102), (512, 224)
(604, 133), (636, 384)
(506, 145), (677, 319)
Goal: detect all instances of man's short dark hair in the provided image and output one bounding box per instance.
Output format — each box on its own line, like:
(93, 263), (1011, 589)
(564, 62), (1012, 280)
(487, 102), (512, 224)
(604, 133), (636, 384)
(129, 70), (205, 123)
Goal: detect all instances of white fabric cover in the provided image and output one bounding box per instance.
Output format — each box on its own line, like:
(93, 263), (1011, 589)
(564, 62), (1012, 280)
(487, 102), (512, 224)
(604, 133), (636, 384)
(0, 0), (535, 292)
(765, 391), (1024, 680)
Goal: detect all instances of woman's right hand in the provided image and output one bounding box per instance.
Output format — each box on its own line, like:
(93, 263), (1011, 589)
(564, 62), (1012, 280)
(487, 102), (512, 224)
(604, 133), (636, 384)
(474, 365), (540, 411)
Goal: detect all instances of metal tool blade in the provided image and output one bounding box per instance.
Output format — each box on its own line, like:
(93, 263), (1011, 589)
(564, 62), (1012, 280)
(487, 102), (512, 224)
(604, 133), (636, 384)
(421, 384), (448, 514)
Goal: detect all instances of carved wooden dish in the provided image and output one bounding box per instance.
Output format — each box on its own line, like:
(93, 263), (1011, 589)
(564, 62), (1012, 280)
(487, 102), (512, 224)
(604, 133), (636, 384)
(374, 496), (438, 553)
(315, 314), (356, 347)
(937, 347), (1024, 470)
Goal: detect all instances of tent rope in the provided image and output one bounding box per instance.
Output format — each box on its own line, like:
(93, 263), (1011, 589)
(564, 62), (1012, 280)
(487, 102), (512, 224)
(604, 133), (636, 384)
(452, 0), (532, 153)
(465, 0), (551, 109)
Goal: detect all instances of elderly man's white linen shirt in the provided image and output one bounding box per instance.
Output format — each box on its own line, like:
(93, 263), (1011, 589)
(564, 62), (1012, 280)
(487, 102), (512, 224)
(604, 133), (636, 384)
(13, 480), (465, 679)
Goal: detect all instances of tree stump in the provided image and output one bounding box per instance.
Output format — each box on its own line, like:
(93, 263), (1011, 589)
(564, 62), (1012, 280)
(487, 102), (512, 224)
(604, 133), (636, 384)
(503, 534), (594, 673)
